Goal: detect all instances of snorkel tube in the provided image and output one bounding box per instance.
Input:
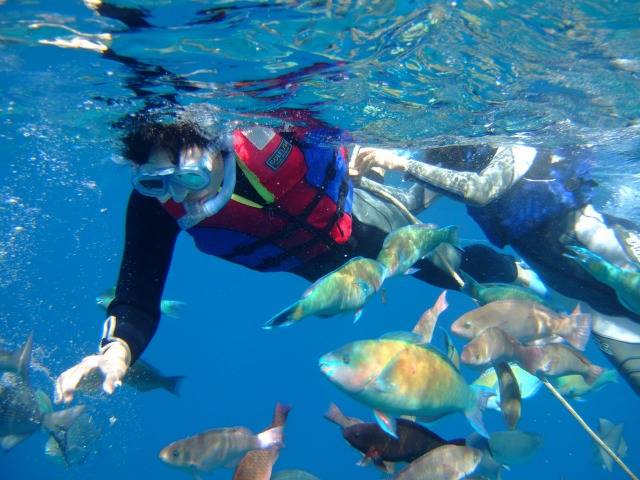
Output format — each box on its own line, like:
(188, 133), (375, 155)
(178, 150), (237, 229)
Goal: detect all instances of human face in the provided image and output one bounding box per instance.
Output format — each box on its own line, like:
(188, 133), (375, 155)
(132, 146), (224, 203)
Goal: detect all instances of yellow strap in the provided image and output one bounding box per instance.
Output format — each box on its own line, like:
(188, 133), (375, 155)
(236, 154), (275, 204)
(230, 193), (263, 209)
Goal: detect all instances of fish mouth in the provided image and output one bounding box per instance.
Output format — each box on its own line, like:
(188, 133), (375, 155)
(318, 359), (334, 377)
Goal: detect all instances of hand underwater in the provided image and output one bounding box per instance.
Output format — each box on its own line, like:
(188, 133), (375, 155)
(54, 341), (130, 403)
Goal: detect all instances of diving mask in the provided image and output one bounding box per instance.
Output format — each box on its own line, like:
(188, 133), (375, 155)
(132, 148), (214, 198)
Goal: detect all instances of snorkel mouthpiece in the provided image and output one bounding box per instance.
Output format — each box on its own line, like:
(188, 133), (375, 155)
(177, 150), (236, 229)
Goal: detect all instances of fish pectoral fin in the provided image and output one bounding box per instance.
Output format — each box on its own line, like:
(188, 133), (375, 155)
(373, 410), (398, 439)
(0, 434), (30, 451)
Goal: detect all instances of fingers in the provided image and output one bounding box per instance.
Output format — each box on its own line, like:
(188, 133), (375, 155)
(100, 357), (127, 395)
(54, 355), (100, 404)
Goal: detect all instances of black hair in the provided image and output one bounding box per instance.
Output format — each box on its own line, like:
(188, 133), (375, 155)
(122, 120), (212, 165)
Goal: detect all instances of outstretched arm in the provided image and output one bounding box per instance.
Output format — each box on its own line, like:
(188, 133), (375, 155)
(56, 190), (179, 402)
(354, 145), (537, 207)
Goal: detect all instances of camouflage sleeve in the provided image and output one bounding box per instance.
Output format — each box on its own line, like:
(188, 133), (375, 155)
(406, 145), (537, 207)
(103, 190), (179, 363)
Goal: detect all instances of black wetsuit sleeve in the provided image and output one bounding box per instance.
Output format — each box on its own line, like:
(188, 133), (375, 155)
(103, 190), (179, 363)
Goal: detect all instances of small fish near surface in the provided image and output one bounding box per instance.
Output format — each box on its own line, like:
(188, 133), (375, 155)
(324, 402), (465, 473)
(0, 373), (85, 455)
(393, 444), (482, 480)
(319, 335), (492, 438)
(0, 333), (33, 380)
(376, 224), (459, 279)
(232, 403), (291, 480)
(264, 256), (386, 328)
(412, 291), (449, 344)
(159, 425), (283, 477)
(565, 245), (640, 316)
(552, 369), (618, 399)
(593, 418), (627, 472)
(96, 287), (185, 318)
(487, 430), (543, 466)
(451, 299), (591, 351)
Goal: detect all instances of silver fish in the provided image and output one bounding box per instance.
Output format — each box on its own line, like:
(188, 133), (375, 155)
(393, 444), (482, 480)
(593, 418), (627, 472)
(159, 425), (283, 475)
(272, 470), (320, 480)
(488, 430), (543, 466)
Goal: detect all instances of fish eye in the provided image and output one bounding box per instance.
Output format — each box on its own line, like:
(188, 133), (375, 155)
(342, 354), (351, 365)
(171, 449), (180, 459)
(464, 321), (472, 329)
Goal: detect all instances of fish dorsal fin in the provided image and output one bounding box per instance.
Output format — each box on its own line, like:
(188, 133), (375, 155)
(379, 331), (424, 343)
(440, 327), (460, 370)
(599, 418), (615, 436)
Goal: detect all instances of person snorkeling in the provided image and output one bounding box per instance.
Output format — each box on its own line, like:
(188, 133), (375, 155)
(352, 144), (640, 395)
(56, 119), (534, 403)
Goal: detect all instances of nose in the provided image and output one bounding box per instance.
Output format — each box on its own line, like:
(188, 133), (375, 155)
(169, 182), (189, 203)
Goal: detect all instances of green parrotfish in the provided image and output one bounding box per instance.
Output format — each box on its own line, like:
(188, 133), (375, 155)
(565, 245), (640, 316)
(376, 224), (458, 278)
(264, 257), (387, 328)
(552, 369), (618, 399)
(460, 272), (547, 306)
(96, 287), (185, 318)
(319, 336), (491, 438)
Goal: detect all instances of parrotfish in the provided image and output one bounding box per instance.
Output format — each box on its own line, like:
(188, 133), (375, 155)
(79, 358), (185, 396)
(494, 363), (521, 430)
(159, 425), (283, 476)
(319, 336), (492, 438)
(565, 245), (640, 315)
(593, 418), (627, 472)
(393, 444), (482, 480)
(232, 403), (291, 480)
(376, 224), (459, 278)
(0, 373), (85, 454)
(264, 257), (387, 328)
(527, 343), (604, 384)
(460, 272), (547, 306)
(0, 333), (33, 380)
(96, 287), (185, 318)
(324, 403), (465, 472)
(465, 433), (504, 480)
(487, 430), (543, 466)
(451, 299), (591, 351)
(552, 369), (618, 399)
(271, 470), (319, 480)
(472, 363), (542, 411)
(460, 327), (544, 373)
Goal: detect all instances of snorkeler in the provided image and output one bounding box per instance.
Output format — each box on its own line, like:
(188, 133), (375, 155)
(55, 119), (528, 402)
(352, 144), (640, 395)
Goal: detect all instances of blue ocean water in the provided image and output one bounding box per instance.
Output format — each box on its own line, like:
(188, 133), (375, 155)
(0, 1), (639, 479)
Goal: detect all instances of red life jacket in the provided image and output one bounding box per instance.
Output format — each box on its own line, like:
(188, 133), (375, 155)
(162, 128), (353, 272)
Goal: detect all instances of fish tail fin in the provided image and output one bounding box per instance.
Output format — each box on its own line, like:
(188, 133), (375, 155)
(445, 225), (459, 246)
(273, 402), (291, 427)
(466, 385), (493, 438)
(164, 375), (185, 396)
(257, 425), (284, 449)
(586, 364), (604, 385)
(263, 301), (304, 329)
(324, 402), (350, 428)
(42, 405), (86, 462)
(565, 305), (592, 351)
(13, 332), (34, 381)
(162, 301), (186, 318)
